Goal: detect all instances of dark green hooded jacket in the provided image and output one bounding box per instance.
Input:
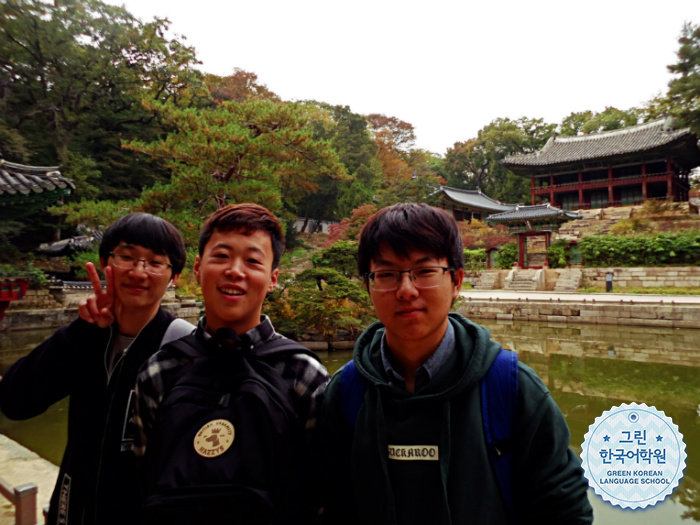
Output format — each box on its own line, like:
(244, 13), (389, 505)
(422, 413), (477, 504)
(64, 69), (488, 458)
(319, 313), (592, 525)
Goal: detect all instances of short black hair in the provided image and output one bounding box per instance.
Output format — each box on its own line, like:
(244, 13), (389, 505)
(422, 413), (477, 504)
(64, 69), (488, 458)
(99, 213), (186, 274)
(198, 203), (285, 270)
(358, 203), (464, 280)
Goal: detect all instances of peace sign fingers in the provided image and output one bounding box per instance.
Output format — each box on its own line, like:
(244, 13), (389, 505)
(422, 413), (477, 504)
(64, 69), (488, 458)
(78, 262), (115, 328)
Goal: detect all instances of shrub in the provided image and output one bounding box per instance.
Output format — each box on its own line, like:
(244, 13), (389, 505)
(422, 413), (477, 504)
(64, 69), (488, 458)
(579, 231), (700, 267)
(496, 242), (518, 269)
(68, 251), (101, 280)
(610, 216), (651, 235)
(463, 248), (487, 271)
(325, 204), (377, 246)
(458, 219), (511, 250)
(0, 263), (48, 289)
(311, 240), (359, 277)
(265, 268), (374, 341)
(546, 240), (568, 269)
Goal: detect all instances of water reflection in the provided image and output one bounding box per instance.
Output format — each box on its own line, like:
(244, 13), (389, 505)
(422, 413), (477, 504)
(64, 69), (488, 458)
(1, 320), (698, 523)
(481, 319), (700, 524)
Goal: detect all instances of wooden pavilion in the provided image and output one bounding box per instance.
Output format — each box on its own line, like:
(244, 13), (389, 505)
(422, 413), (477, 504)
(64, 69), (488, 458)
(0, 159), (74, 220)
(0, 159), (74, 324)
(501, 117), (700, 210)
(486, 204), (582, 268)
(439, 186), (516, 221)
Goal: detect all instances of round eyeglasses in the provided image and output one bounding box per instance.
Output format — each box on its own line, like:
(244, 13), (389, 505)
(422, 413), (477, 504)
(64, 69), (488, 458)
(366, 266), (453, 291)
(109, 252), (172, 276)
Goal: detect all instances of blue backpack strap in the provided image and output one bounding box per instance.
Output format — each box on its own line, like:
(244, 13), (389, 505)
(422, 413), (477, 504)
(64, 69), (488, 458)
(481, 347), (519, 524)
(338, 360), (365, 427)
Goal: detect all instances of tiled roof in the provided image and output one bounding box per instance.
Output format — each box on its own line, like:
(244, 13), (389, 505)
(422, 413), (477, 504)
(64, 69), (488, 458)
(487, 204), (582, 222)
(0, 159), (75, 218)
(501, 117), (697, 168)
(37, 226), (103, 255)
(440, 186), (516, 213)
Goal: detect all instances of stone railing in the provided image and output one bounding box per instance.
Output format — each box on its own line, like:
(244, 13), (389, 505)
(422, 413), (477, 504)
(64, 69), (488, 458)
(0, 477), (37, 525)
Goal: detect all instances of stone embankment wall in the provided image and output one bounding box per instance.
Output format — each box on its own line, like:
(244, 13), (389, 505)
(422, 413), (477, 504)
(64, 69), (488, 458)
(582, 267), (700, 288)
(462, 270), (482, 287)
(469, 266), (700, 291)
(2, 286), (202, 331)
(457, 299), (700, 329)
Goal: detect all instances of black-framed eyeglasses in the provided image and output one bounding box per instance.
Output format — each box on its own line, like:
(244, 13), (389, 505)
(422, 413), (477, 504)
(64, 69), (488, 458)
(109, 252), (172, 276)
(366, 266), (453, 291)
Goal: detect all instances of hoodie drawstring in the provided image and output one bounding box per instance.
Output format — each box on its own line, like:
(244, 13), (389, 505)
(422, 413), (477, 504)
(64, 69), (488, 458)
(439, 399), (453, 524)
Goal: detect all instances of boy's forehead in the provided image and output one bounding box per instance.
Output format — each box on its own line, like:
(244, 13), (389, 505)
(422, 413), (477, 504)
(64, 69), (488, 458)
(209, 227), (272, 248)
(114, 242), (168, 257)
(372, 245), (441, 266)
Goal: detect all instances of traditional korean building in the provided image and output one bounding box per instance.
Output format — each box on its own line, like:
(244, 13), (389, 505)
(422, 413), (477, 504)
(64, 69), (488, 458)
(439, 186), (516, 221)
(501, 117), (700, 210)
(0, 159), (74, 220)
(487, 204), (582, 268)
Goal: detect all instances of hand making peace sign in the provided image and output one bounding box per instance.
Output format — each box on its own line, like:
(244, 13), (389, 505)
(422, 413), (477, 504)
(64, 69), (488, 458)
(78, 262), (119, 328)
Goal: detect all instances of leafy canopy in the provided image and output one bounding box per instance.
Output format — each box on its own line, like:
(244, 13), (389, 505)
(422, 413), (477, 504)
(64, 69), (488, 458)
(668, 22), (700, 136)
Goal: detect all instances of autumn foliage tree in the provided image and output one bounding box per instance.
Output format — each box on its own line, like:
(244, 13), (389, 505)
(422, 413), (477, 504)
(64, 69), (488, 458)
(325, 204), (378, 246)
(366, 113), (415, 180)
(204, 68), (280, 104)
(458, 220), (512, 250)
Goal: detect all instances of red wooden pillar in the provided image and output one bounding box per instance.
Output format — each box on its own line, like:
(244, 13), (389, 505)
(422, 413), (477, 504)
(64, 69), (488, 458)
(531, 178), (536, 205)
(666, 160), (674, 199)
(608, 166), (614, 204)
(641, 162), (647, 200)
(0, 301), (8, 325)
(518, 234), (525, 268)
(578, 169), (583, 207)
(549, 175), (554, 205)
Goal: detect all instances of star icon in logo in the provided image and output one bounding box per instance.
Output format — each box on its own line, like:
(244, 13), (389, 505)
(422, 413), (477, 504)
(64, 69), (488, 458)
(603, 435), (611, 442)
(656, 435), (663, 442)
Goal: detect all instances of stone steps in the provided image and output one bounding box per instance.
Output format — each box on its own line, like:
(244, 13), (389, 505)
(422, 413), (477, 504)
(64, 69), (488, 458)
(474, 270), (501, 290)
(557, 205), (641, 239)
(504, 270), (538, 291)
(554, 268), (583, 292)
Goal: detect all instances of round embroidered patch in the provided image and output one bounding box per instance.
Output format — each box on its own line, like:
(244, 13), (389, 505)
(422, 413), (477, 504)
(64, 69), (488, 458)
(193, 419), (235, 458)
(580, 403), (686, 509)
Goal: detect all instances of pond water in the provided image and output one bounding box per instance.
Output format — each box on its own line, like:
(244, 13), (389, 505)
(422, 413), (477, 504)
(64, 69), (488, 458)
(1, 320), (699, 524)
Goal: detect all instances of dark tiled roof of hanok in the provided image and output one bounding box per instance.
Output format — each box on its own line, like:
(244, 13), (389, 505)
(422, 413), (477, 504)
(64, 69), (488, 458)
(0, 159), (75, 219)
(487, 204), (582, 222)
(501, 117), (698, 168)
(440, 186), (516, 213)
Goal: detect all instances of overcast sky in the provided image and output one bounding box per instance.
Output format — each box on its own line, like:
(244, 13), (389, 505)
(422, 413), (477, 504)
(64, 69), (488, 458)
(106, 0), (698, 155)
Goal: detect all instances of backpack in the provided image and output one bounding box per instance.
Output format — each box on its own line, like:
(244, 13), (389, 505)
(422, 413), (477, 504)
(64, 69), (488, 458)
(339, 347), (518, 523)
(142, 332), (321, 525)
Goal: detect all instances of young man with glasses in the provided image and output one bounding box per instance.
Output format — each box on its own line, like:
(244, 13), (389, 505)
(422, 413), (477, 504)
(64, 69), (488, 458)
(319, 203), (592, 524)
(0, 212), (190, 525)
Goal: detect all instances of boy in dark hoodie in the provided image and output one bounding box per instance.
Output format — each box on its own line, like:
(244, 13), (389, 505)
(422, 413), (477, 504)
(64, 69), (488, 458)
(319, 203), (593, 525)
(0, 212), (189, 525)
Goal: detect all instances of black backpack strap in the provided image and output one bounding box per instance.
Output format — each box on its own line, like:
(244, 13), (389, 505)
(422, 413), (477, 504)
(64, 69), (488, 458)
(163, 333), (203, 361)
